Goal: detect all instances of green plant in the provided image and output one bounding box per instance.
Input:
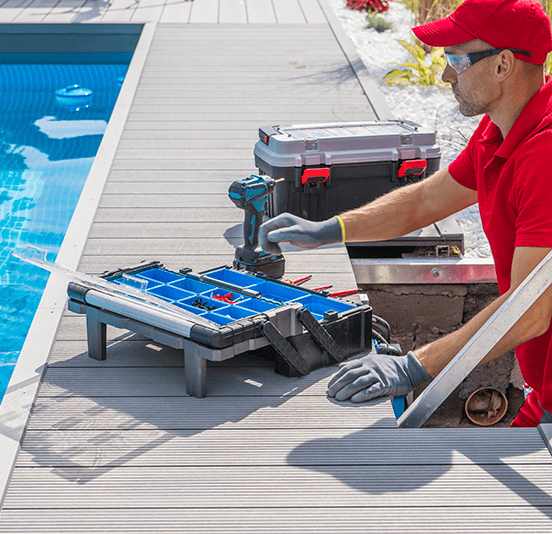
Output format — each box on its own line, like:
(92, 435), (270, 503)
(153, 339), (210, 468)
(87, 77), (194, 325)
(541, 0), (552, 74)
(383, 36), (447, 86)
(399, 0), (465, 24)
(365, 13), (392, 32)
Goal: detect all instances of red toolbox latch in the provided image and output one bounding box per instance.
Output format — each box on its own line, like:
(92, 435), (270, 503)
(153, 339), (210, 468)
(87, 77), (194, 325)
(301, 168), (330, 185)
(398, 159), (427, 179)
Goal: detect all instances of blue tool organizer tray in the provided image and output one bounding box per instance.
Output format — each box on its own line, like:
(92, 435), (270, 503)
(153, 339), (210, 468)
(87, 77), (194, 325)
(106, 263), (355, 325)
(78, 261), (373, 377)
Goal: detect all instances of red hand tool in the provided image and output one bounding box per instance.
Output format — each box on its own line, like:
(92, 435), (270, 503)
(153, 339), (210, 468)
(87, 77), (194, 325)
(329, 289), (358, 297)
(284, 275), (312, 286)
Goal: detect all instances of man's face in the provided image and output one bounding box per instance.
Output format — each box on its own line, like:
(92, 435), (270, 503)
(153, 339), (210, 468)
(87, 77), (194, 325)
(442, 40), (501, 117)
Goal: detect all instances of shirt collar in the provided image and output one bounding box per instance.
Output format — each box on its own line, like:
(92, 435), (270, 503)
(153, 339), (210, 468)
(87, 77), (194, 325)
(495, 75), (552, 159)
(478, 117), (502, 148)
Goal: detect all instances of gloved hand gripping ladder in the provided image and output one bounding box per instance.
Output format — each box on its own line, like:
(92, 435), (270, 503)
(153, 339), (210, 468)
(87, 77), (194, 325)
(399, 249), (552, 428)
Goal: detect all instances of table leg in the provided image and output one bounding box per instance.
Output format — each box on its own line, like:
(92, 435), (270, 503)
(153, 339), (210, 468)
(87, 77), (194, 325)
(184, 345), (206, 398)
(85, 307), (107, 361)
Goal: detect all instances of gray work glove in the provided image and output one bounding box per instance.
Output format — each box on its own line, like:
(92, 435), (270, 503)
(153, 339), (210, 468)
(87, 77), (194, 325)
(259, 213), (343, 256)
(326, 351), (431, 403)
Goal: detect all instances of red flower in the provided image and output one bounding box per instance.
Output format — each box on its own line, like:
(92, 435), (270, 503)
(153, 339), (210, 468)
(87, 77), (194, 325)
(346, 0), (390, 13)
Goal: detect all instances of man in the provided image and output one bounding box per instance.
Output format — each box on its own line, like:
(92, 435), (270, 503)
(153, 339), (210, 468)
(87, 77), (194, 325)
(258, 0), (552, 427)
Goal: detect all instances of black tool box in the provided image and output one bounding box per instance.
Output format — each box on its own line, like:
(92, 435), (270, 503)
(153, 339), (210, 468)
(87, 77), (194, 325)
(67, 262), (372, 397)
(254, 120), (441, 221)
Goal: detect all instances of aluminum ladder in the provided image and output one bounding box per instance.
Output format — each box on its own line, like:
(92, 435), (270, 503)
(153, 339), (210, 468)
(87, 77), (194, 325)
(398, 250), (552, 428)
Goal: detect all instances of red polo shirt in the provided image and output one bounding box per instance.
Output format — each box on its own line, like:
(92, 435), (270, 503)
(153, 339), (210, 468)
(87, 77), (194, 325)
(449, 76), (552, 412)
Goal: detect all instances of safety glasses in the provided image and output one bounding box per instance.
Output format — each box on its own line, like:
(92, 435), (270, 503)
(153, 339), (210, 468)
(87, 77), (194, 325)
(444, 48), (532, 75)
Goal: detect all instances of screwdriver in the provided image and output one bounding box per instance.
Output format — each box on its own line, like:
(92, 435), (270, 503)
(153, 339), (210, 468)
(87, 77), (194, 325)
(329, 289), (358, 298)
(284, 275), (312, 286)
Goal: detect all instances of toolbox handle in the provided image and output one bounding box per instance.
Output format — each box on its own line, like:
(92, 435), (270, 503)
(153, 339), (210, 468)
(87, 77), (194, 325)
(301, 167), (330, 185)
(398, 159), (427, 179)
(296, 308), (343, 362)
(261, 321), (310, 375)
(259, 125), (280, 145)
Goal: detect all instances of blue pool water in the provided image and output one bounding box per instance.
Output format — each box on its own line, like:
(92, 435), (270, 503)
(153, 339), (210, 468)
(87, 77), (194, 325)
(0, 63), (128, 403)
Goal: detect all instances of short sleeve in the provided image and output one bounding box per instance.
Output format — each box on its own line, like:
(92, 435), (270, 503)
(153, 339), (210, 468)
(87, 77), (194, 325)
(513, 130), (552, 248)
(449, 145), (477, 190)
(447, 117), (493, 191)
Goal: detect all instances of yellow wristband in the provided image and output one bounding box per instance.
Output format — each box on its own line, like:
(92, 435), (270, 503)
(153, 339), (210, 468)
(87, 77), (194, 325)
(335, 216), (346, 244)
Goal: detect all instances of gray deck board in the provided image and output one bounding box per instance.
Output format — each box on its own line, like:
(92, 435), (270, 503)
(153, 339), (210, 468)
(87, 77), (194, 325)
(102, 181), (237, 194)
(99, 0), (136, 22)
(47, 339), (272, 366)
(2, 509), (552, 534)
(99, 194), (238, 208)
(91, 207), (242, 222)
(110, 158), (255, 169)
(106, 171), (253, 182)
(3, 0), (329, 24)
(38, 365), (344, 397)
(159, 0), (193, 23)
(247, 0), (276, 23)
(6, 464), (552, 508)
(82, 238), (352, 257)
(131, 0), (165, 21)
(89, 221), (249, 237)
(219, 0), (246, 22)
(188, 0), (218, 23)
(17, 428), (552, 467)
(273, 0), (306, 23)
(26, 396), (396, 430)
(78, 257), (357, 278)
(299, 0), (327, 22)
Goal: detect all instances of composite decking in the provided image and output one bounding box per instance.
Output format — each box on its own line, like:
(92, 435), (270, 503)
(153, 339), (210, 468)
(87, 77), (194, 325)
(0, 0), (330, 23)
(2, 1), (552, 532)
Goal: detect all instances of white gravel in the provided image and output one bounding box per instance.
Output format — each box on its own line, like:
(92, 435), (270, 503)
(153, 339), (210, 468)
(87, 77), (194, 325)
(328, 0), (491, 258)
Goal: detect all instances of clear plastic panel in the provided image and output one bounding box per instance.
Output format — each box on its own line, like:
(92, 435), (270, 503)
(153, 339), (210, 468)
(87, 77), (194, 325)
(12, 245), (220, 328)
(18, 244), (48, 262)
(121, 274), (148, 292)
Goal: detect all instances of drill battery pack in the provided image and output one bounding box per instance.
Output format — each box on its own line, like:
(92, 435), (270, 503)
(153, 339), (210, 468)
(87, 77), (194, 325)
(68, 262), (372, 395)
(254, 120), (441, 222)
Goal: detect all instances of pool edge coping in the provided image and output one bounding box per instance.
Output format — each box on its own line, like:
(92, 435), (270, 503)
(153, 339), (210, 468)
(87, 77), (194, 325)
(0, 20), (157, 509)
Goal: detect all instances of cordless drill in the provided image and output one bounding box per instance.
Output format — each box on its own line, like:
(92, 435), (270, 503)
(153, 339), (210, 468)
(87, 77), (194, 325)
(228, 174), (285, 278)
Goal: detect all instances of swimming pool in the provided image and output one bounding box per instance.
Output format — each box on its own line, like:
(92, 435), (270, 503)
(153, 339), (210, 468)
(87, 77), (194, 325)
(0, 63), (128, 403)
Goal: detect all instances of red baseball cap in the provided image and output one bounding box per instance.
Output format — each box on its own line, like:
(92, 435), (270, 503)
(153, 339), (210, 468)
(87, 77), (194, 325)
(413, 0), (552, 65)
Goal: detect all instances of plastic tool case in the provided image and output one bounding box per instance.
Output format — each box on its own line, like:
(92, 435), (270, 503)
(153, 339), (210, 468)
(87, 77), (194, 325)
(254, 120), (441, 221)
(68, 262), (372, 398)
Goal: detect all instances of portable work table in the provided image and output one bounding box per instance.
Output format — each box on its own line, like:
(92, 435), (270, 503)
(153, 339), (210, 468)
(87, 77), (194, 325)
(67, 263), (371, 397)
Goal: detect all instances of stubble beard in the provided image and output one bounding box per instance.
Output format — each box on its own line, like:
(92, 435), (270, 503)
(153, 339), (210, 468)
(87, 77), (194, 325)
(454, 87), (487, 118)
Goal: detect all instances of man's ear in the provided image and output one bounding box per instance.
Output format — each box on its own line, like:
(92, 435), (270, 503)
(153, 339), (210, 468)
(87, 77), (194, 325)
(495, 50), (515, 81)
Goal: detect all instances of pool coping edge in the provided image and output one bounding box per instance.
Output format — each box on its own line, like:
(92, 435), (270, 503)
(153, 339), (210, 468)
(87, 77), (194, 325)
(0, 20), (157, 509)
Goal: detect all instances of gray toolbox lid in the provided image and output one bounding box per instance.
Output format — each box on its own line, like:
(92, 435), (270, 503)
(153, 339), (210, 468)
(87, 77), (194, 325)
(254, 120), (441, 168)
